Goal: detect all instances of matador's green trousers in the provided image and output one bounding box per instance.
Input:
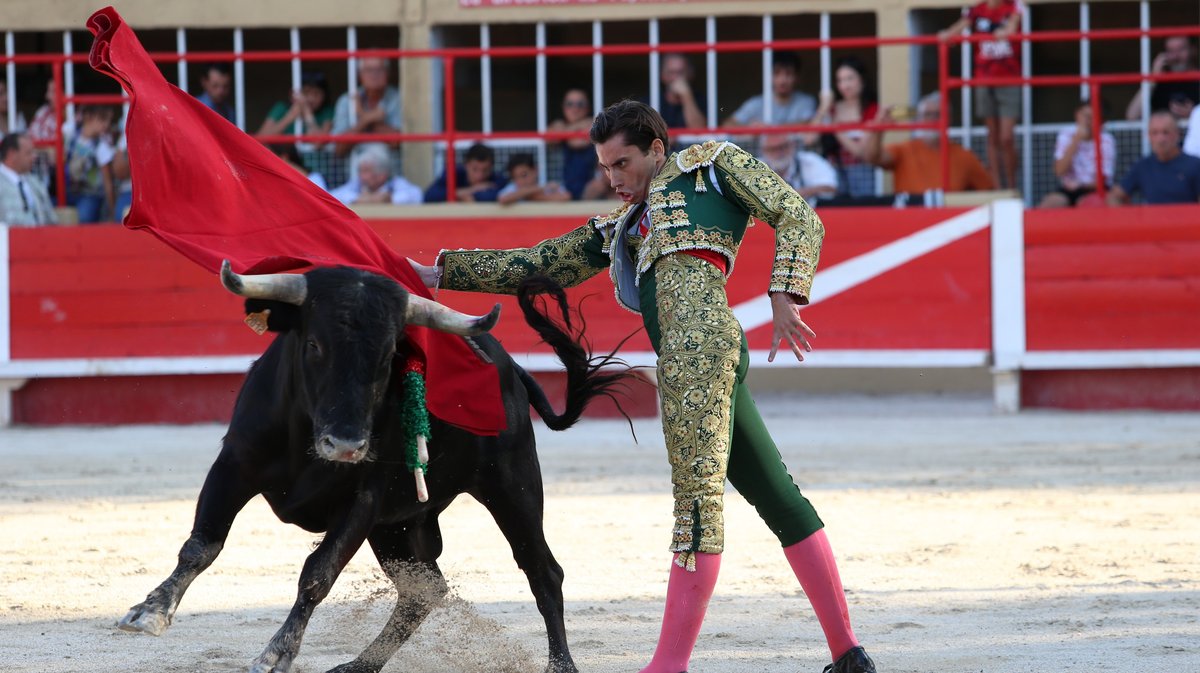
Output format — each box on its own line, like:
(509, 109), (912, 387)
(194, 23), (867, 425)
(639, 253), (825, 556)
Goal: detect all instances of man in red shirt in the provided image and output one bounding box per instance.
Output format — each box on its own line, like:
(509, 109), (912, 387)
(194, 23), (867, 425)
(940, 0), (1024, 192)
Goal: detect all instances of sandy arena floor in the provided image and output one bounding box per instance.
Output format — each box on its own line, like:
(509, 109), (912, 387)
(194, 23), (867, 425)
(1, 393), (1197, 673)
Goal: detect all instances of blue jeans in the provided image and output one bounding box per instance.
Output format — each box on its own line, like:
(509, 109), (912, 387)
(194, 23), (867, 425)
(69, 193), (106, 224)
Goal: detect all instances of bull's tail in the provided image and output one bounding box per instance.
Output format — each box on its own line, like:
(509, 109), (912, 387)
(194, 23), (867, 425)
(515, 276), (638, 431)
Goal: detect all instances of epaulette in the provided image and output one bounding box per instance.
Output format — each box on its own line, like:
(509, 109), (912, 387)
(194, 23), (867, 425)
(675, 140), (733, 173)
(591, 201), (632, 231)
(592, 201), (633, 254)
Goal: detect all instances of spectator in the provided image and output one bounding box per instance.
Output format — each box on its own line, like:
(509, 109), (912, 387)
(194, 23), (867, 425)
(0, 132), (57, 226)
(723, 52), (816, 129)
(756, 133), (838, 203)
(329, 142), (420, 206)
(655, 53), (706, 131)
(64, 105), (117, 223)
(195, 63), (234, 123)
(547, 88), (605, 200)
(1126, 35), (1200, 121)
(0, 81), (28, 136)
(864, 93), (995, 194)
(939, 0), (1023, 191)
(1038, 100), (1116, 208)
(1107, 111), (1200, 206)
(423, 142), (507, 203)
(256, 71), (335, 141)
(27, 80), (58, 146)
(266, 142), (329, 192)
(497, 153), (570, 205)
(331, 57), (402, 159)
(811, 56), (879, 197)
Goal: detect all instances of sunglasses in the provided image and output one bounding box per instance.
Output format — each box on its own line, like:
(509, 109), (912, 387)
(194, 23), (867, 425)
(564, 100), (589, 108)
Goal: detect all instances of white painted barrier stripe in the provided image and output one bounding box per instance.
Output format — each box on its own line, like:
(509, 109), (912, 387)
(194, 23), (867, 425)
(0, 225), (9, 363)
(733, 205), (992, 331)
(512, 349), (990, 371)
(0, 355), (256, 378)
(1018, 350), (1200, 370)
(2, 348), (1195, 383)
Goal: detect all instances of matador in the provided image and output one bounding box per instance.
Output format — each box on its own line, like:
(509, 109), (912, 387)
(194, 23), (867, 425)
(413, 101), (877, 673)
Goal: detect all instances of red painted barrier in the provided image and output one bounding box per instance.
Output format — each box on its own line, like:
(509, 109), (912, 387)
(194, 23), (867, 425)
(10, 203), (1197, 422)
(1024, 205), (1200, 352)
(6, 207), (990, 423)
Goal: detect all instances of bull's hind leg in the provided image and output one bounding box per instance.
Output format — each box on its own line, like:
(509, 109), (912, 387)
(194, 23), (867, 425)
(474, 464), (578, 673)
(326, 519), (448, 673)
(119, 452), (259, 636)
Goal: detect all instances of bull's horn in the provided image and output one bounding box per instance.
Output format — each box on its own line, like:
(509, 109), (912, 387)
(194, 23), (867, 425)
(220, 260), (307, 306)
(405, 294), (500, 336)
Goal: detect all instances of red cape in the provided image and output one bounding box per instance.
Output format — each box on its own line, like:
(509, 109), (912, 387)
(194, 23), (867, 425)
(85, 7), (505, 435)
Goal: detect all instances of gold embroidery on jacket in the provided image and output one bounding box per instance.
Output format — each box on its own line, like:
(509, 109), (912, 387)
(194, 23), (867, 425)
(713, 143), (824, 300)
(439, 223), (606, 294)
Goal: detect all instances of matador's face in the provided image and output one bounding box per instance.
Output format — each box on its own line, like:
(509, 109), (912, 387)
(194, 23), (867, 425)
(595, 134), (666, 205)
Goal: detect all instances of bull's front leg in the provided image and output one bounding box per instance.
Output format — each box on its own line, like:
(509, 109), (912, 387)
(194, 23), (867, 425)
(249, 489), (378, 673)
(119, 452), (259, 636)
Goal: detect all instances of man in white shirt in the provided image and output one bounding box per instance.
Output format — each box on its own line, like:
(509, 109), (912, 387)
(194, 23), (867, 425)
(0, 132), (57, 226)
(329, 142), (421, 206)
(757, 133), (839, 203)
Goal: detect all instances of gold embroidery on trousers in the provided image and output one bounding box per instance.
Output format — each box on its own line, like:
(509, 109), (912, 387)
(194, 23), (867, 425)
(654, 254), (742, 556)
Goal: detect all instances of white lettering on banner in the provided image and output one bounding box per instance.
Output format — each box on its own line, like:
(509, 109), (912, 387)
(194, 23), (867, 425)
(980, 40), (1014, 60)
(732, 205), (992, 331)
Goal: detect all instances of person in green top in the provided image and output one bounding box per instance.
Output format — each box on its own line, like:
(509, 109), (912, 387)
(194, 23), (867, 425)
(255, 70), (335, 140)
(411, 100), (875, 673)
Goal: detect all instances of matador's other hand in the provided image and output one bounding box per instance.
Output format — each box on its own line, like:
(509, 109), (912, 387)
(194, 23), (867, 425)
(407, 257), (441, 288)
(768, 292), (815, 363)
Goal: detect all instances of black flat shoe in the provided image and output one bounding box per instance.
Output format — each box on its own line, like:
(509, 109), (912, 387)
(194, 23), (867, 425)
(822, 646), (876, 673)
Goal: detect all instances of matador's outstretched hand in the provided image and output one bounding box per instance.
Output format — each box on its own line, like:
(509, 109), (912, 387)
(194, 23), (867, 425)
(768, 292), (816, 363)
(407, 258), (441, 288)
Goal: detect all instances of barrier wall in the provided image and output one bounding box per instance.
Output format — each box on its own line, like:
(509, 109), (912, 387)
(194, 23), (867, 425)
(1, 201), (1198, 425)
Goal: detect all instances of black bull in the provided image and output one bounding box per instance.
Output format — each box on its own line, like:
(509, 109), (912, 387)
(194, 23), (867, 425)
(117, 263), (631, 673)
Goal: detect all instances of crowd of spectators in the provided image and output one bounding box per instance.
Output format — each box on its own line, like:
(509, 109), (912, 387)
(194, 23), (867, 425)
(4, 4), (1200, 227)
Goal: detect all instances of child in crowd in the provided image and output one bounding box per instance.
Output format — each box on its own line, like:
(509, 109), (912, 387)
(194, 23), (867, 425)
(65, 105), (117, 223)
(497, 153), (571, 205)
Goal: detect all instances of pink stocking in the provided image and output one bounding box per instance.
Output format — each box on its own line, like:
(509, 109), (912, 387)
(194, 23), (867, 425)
(783, 529), (859, 661)
(638, 552), (721, 673)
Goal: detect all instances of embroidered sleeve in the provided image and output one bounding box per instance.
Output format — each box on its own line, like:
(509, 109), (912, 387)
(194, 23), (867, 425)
(713, 144), (824, 303)
(436, 222), (609, 295)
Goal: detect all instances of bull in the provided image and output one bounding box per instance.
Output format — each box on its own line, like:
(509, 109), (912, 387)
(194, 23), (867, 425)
(117, 262), (630, 673)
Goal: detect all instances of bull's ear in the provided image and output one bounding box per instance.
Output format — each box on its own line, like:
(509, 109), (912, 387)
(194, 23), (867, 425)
(244, 299), (300, 333)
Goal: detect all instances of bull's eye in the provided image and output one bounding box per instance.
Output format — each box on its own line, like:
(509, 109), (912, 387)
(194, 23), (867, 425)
(306, 339), (322, 357)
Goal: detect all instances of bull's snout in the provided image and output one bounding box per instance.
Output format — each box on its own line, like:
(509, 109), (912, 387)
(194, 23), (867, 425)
(317, 434), (369, 462)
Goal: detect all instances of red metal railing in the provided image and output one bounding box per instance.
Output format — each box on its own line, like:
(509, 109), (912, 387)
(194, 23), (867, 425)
(2, 25), (1197, 208)
(939, 25), (1200, 200)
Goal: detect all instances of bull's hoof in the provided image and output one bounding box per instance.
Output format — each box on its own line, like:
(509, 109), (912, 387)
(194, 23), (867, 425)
(546, 658), (579, 673)
(250, 650), (295, 673)
(117, 604), (170, 636)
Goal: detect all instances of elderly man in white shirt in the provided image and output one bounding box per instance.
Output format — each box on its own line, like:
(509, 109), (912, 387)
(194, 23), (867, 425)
(756, 132), (839, 204)
(0, 132), (57, 226)
(329, 142), (422, 206)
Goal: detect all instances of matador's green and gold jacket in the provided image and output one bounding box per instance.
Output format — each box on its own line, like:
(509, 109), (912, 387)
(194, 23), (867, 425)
(436, 140), (824, 313)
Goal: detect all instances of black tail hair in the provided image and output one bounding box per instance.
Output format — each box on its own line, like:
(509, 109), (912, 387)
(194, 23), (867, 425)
(515, 275), (639, 432)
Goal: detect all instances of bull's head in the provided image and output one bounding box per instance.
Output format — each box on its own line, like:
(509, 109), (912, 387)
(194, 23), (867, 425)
(220, 261), (500, 463)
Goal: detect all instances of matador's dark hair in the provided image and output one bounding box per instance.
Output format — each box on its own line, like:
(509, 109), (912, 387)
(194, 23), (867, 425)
(589, 99), (669, 153)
